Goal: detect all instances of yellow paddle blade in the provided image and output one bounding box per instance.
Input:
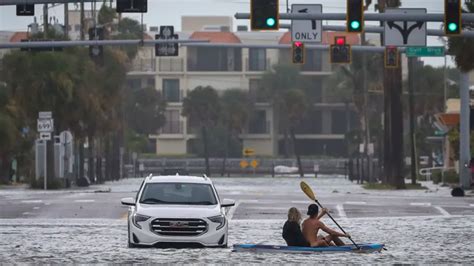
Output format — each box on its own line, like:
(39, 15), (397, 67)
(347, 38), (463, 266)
(300, 181), (316, 201)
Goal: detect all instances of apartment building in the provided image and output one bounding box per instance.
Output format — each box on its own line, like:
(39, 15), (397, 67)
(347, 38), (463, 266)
(127, 16), (359, 157)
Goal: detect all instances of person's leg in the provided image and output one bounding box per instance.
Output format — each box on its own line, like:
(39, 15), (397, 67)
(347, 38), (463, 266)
(331, 236), (345, 246)
(311, 236), (329, 247)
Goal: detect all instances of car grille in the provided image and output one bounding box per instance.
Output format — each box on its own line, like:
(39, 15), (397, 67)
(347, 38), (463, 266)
(151, 218), (208, 236)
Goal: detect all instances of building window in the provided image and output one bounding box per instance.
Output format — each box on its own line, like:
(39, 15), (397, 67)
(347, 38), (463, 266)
(249, 48), (266, 71)
(147, 78), (155, 89)
(331, 110), (347, 134)
(302, 50), (323, 72)
(127, 79), (141, 89)
(74, 25), (80, 32)
(249, 79), (267, 103)
(248, 110), (268, 134)
(162, 110), (182, 134)
(163, 79), (180, 102)
(188, 47), (242, 71)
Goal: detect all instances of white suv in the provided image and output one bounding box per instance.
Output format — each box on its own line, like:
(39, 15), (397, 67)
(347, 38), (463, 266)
(121, 175), (235, 248)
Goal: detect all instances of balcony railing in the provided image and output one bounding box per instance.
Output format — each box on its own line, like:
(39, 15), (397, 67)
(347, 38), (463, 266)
(159, 58), (184, 72)
(247, 120), (271, 134)
(131, 58), (156, 72)
(160, 121), (183, 134)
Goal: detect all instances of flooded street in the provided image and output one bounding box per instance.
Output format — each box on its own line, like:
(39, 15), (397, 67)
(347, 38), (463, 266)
(1, 176), (473, 263)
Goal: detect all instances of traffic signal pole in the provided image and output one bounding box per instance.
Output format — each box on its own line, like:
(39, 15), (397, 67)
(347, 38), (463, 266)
(459, 72), (471, 190)
(408, 57), (417, 186)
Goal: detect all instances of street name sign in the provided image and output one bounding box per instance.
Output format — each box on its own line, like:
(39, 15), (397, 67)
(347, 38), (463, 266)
(384, 8), (427, 46)
(291, 4), (322, 43)
(406, 46), (445, 57)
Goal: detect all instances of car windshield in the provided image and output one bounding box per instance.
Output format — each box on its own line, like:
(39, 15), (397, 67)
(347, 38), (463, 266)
(139, 183), (217, 205)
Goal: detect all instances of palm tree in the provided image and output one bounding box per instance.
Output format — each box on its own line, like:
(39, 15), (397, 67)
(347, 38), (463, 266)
(182, 86), (221, 176)
(219, 89), (251, 176)
(262, 64), (301, 157)
(284, 89), (309, 177)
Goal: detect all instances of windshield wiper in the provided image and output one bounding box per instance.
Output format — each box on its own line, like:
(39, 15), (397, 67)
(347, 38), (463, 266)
(140, 198), (166, 204)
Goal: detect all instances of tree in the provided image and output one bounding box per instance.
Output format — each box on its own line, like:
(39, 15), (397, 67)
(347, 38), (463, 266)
(262, 64), (302, 157)
(219, 89), (251, 175)
(284, 89), (309, 177)
(182, 86), (221, 176)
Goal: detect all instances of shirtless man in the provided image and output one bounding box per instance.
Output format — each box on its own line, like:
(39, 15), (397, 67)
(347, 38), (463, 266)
(302, 204), (350, 247)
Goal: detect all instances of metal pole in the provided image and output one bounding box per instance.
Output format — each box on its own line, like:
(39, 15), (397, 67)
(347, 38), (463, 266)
(43, 4), (48, 33)
(80, 0), (84, 40)
(64, 2), (69, 37)
(234, 12), (474, 23)
(408, 57), (417, 185)
(459, 72), (471, 190)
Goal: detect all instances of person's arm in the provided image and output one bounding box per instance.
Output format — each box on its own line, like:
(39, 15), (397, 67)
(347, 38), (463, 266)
(318, 221), (347, 237)
(315, 208), (328, 220)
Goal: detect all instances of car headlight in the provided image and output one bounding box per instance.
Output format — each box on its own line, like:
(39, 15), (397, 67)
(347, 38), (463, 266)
(132, 213), (151, 229)
(208, 215), (225, 230)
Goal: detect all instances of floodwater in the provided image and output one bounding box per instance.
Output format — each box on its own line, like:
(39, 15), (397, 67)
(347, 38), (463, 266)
(0, 176), (473, 264)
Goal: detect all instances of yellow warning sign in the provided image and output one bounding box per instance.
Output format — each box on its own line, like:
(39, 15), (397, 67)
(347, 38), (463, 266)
(240, 160), (249, 168)
(250, 159), (259, 169)
(243, 148), (255, 157)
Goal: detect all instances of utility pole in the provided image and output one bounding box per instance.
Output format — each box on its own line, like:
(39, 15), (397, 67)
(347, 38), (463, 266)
(80, 0), (85, 40)
(361, 32), (372, 183)
(43, 4), (48, 34)
(408, 57), (417, 185)
(459, 72), (471, 190)
(64, 3), (69, 37)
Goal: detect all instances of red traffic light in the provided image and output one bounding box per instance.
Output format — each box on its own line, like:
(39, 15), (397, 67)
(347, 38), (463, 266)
(294, 41), (303, 47)
(335, 37), (346, 46)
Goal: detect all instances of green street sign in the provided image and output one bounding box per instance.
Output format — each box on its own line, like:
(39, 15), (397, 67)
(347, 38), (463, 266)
(405, 46), (445, 57)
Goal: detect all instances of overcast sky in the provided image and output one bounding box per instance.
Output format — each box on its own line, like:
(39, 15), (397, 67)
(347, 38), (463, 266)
(0, 0), (453, 66)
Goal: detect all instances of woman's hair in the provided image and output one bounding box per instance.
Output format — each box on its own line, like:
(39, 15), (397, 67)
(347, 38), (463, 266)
(287, 207), (302, 223)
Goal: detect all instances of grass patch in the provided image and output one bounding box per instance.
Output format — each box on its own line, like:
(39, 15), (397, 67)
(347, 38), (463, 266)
(363, 182), (428, 190)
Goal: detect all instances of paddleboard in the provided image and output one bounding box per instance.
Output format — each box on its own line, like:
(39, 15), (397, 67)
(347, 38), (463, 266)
(232, 243), (384, 254)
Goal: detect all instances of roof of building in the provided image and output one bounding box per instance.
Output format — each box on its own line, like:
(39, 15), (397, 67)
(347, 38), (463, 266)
(278, 31), (360, 45)
(9, 32), (28, 43)
(189, 31), (241, 43)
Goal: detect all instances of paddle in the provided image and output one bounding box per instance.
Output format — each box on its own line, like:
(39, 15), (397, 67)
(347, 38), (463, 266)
(300, 181), (360, 249)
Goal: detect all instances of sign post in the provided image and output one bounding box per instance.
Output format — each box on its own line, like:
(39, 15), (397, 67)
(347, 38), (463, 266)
(37, 111), (54, 190)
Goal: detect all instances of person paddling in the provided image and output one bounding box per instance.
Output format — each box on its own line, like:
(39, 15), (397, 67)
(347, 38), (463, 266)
(302, 204), (349, 247)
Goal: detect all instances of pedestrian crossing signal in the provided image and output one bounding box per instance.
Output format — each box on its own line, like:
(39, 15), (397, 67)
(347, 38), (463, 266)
(385, 46), (399, 68)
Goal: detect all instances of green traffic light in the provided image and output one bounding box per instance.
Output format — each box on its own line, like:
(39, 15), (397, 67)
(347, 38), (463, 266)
(350, 20), (361, 30)
(448, 22), (458, 32)
(266, 17), (276, 27)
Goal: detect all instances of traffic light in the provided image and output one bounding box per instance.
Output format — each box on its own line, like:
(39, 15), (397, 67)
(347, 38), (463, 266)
(346, 0), (364, 33)
(89, 27), (104, 63)
(330, 37), (351, 64)
(116, 0), (147, 13)
(16, 4), (34, 16)
(445, 0), (461, 35)
(385, 46), (399, 68)
(292, 42), (305, 64)
(251, 0), (279, 31)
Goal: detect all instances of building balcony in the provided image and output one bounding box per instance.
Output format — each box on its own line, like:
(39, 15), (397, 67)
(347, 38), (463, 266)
(159, 121), (184, 135)
(130, 58), (156, 73)
(158, 58), (184, 72)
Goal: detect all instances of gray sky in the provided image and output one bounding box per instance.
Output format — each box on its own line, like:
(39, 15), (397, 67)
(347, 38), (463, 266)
(0, 0), (453, 66)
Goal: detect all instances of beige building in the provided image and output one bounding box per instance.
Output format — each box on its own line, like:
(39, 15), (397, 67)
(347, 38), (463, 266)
(127, 16), (360, 157)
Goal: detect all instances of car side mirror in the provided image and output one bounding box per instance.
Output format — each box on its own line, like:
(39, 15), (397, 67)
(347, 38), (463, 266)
(121, 197), (136, 206)
(221, 199), (235, 208)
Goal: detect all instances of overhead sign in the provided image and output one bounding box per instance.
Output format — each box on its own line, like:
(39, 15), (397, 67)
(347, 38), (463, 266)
(155, 26), (178, 57)
(16, 4), (34, 16)
(291, 4), (322, 43)
(405, 46), (445, 57)
(243, 148), (255, 157)
(384, 8), (427, 46)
